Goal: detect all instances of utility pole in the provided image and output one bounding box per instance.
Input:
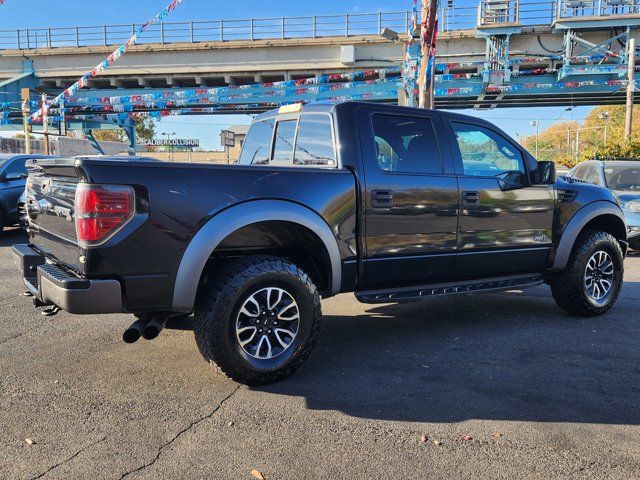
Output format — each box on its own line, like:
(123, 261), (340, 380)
(41, 93), (50, 155)
(418, 0), (438, 109)
(530, 120), (539, 158)
(21, 88), (31, 154)
(599, 111), (610, 146)
(624, 37), (636, 144)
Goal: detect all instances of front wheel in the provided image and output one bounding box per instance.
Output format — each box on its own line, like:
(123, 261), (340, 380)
(550, 230), (624, 317)
(193, 256), (322, 385)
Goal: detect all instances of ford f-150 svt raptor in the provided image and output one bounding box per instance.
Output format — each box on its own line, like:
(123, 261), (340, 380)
(14, 102), (628, 385)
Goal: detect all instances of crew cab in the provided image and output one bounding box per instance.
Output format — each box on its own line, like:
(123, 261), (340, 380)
(13, 102), (628, 385)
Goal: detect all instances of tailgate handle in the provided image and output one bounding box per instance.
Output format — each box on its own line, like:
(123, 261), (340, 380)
(371, 190), (394, 208)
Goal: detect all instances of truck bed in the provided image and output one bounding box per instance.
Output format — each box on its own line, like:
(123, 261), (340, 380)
(24, 156), (357, 311)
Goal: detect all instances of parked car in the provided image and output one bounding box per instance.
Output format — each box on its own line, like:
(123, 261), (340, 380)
(0, 154), (51, 234)
(567, 160), (640, 250)
(14, 102), (628, 385)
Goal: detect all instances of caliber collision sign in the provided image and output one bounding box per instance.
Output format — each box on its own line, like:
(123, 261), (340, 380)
(144, 138), (200, 147)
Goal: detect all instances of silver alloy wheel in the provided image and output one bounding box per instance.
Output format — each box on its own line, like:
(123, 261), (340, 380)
(584, 250), (615, 301)
(235, 287), (300, 360)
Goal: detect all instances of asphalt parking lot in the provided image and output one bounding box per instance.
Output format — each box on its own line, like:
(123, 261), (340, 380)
(1, 228), (639, 479)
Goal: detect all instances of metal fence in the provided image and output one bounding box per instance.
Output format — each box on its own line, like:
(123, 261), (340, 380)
(557, 0), (640, 18)
(0, 11), (410, 50)
(1, 2), (639, 51)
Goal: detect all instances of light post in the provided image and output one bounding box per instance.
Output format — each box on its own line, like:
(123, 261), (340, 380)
(530, 120), (540, 158)
(162, 132), (176, 161)
(599, 111), (610, 146)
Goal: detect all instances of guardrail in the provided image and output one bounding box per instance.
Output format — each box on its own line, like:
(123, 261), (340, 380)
(557, 0), (639, 18)
(0, 11), (410, 50)
(0, 2), (637, 51)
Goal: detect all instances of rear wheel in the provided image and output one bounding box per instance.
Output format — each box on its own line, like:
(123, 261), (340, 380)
(193, 256), (322, 385)
(0, 210), (5, 234)
(550, 230), (624, 316)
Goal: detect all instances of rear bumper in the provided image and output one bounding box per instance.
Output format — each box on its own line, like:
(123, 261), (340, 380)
(12, 244), (123, 314)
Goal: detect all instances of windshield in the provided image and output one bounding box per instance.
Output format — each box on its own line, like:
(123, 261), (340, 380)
(604, 165), (640, 191)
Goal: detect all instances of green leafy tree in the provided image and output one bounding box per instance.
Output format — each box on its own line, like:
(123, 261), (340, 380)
(522, 121), (580, 166)
(522, 106), (640, 167)
(92, 116), (156, 143)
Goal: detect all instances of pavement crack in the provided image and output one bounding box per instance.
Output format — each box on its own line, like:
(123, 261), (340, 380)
(119, 384), (241, 479)
(30, 435), (107, 480)
(0, 331), (29, 346)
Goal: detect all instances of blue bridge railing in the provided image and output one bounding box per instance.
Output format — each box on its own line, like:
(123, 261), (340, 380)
(0, 1), (638, 50)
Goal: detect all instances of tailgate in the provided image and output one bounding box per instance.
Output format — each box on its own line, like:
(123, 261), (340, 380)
(25, 158), (82, 270)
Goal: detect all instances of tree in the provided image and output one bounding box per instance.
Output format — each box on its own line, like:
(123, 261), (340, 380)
(521, 105), (640, 167)
(92, 115), (156, 143)
(521, 121), (580, 166)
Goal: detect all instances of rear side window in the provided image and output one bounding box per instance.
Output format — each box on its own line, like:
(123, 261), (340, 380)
(294, 115), (335, 166)
(272, 120), (297, 162)
(239, 119), (274, 165)
(371, 114), (443, 174)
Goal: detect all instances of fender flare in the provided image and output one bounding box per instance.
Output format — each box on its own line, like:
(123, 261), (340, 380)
(552, 200), (627, 271)
(171, 199), (342, 312)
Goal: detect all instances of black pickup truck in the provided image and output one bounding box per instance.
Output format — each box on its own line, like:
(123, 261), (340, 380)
(14, 102), (628, 385)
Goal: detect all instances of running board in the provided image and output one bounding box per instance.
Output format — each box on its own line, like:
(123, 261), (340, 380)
(355, 274), (544, 304)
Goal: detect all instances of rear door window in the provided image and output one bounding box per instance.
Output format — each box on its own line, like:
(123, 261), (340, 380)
(294, 115), (336, 166)
(272, 120), (297, 163)
(239, 119), (274, 165)
(371, 114), (443, 174)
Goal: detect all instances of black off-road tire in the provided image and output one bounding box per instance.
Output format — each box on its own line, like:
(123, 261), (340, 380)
(0, 209), (5, 234)
(550, 230), (624, 317)
(193, 255), (322, 385)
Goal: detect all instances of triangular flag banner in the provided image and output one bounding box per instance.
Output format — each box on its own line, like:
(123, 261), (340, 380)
(31, 0), (184, 123)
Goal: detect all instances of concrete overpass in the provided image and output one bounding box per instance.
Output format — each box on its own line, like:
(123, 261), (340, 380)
(1, 2), (640, 120)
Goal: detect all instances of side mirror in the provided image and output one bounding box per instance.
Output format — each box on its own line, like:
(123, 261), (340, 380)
(497, 170), (526, 191)
(4, 172), (23, 181)
(535, 161), (556, 185)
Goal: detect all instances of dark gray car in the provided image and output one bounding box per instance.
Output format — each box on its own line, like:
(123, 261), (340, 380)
(0, 154), (50, 233)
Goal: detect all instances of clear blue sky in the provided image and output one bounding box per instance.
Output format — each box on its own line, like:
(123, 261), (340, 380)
(0, 0), (591, 150)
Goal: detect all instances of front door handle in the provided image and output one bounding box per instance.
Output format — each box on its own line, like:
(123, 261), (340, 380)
(461, 191), (480, 207)
(371, 189), (394, 208)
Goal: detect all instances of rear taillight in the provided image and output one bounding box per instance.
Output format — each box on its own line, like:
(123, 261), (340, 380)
(75, 184), (135, 246)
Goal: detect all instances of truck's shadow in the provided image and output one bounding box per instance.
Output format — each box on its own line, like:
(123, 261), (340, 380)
(261, 285), (640, 425)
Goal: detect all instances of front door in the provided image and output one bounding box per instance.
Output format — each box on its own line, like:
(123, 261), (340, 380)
(447, 120), (554, 278)
(358, 109), (459, 289)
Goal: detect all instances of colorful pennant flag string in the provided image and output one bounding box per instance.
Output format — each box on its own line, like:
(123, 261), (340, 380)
(64, 68), (400, 107)
(30, 0), (184, 122)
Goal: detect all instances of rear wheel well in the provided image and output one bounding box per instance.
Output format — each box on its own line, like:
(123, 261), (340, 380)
(204, 221), (333, 296)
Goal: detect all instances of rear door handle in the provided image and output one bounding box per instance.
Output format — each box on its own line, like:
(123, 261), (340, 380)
(371, 189), (394, 208)
(461, 191), (479, 207)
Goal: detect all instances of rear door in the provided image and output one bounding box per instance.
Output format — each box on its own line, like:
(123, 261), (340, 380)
(447, 119), (554, 278)
(357, 108), (459, 289)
